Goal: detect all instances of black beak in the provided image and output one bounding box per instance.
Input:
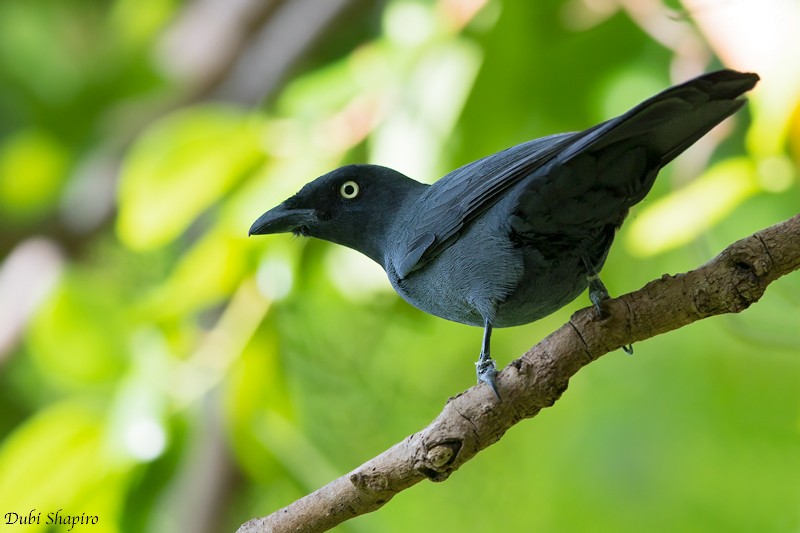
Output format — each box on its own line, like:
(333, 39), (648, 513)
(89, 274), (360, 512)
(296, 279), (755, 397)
(248, 203), (317, 236)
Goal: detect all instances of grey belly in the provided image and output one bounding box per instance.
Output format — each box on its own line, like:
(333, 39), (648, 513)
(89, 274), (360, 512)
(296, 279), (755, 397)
(389, 224), (590, 328)
(493, 263), (589, 327)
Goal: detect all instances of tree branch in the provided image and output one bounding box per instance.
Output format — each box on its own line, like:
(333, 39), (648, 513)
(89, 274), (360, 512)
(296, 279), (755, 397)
(237, 214), (800, 533)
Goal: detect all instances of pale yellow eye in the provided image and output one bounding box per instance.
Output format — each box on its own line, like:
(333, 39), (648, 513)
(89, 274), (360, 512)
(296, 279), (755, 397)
(339, 180), (359, 199)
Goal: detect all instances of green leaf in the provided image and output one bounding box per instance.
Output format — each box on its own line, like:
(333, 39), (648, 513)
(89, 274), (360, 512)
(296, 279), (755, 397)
(625, 157), (759, 257)
(0, 401), (127, 532)
(28, 271), (129, 388)
(0, 129), (69, 223)
(143, 228), (250, 319)
(116, 105), (266, 250)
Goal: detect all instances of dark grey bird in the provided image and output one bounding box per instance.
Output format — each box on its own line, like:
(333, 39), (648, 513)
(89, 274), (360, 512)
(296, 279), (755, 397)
(249, 69), (758, 398)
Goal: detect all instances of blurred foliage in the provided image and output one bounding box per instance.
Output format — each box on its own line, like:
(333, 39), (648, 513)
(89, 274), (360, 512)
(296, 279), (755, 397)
(0, 1), (798, 532)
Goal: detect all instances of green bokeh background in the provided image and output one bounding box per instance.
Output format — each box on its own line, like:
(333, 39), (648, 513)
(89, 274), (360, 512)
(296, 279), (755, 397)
(0, 1), (798, 532)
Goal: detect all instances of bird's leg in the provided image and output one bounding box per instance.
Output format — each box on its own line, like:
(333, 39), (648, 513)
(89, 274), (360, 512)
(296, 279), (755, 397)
(586, 273), (610, 317)
(582, 257), (610, 317)
(585, 270), (634, 355)
(475, 320), (500, 399)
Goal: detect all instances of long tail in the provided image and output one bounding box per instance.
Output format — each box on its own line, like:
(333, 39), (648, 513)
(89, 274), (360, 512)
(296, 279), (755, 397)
(565, 69), (759, 205)
(518, 69), (759, 233)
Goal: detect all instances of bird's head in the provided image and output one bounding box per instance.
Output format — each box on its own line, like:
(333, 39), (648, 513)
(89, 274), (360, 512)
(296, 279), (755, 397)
(249, 164), (425, 266)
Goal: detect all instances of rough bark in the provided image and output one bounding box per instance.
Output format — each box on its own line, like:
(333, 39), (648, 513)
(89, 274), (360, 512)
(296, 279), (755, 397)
(237, 213), (800, 533)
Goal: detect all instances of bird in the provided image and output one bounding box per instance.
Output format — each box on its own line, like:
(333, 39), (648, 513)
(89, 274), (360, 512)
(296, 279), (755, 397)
(249, 69), (759, 399)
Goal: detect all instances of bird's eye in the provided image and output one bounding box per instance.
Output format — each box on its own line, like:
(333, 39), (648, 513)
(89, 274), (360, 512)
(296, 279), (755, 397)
(339, 180), (360, 199)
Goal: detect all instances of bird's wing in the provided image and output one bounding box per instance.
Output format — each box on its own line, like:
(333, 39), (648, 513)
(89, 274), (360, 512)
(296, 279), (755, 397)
(396, 132), (581, 278)
(395, 70), (757, 278)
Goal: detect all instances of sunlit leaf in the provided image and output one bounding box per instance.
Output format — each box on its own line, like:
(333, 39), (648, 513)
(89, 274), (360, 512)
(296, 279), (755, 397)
(110, 0), (176, 47)
(0, 401), (126, 533)
(0, 129), (69, 222)
(625, 157), (760, 257)
(117, 105), (266, 250)
(28, 271), (129, 388)
(141, 229), (251, 319)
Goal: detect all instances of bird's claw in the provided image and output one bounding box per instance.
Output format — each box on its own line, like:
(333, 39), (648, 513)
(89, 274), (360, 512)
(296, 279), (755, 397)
(587, 275), (610, 318)
(587, 274), (634, 354)
(476, 358), (500, 400)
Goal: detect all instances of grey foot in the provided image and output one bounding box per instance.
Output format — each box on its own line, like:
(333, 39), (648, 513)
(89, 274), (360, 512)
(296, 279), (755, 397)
(476, 358), (500, 400)
(587, 274), (634, 355)
(587, 275), (610, 317)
